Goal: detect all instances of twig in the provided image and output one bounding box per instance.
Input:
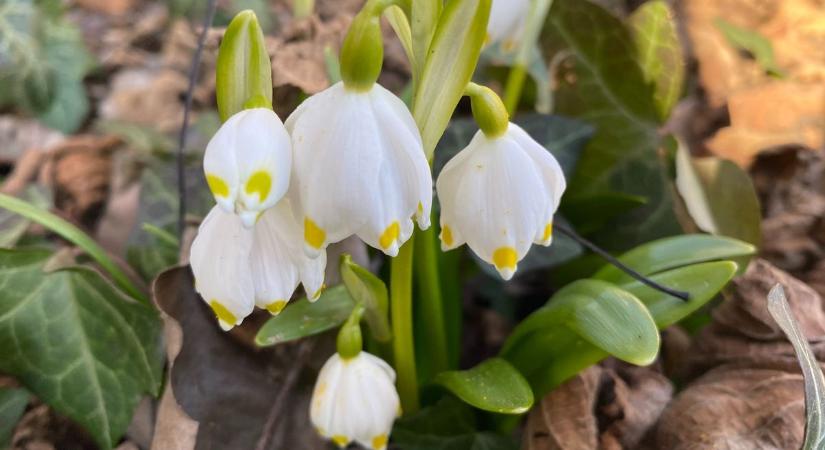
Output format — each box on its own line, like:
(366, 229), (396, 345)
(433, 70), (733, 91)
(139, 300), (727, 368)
(177, 0), (218, 240)
(255, 340), (316, 450)
(554, 223), (691, 301)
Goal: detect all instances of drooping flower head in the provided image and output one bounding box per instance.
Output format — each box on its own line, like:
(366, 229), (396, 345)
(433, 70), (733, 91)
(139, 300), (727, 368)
(310, 351), (400, 449)
(436, 83), (566, 280)
(190, 201), (326, 330)
(487, 0), (531, 49)
(285, 1), (432, 259)
(203, 107), (292, 227)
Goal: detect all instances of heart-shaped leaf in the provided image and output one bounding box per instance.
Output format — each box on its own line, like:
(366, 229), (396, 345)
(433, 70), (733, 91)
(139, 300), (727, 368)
(255, 285), (355, 347)
(434, 358), (533, 414)
(0, 249), (163, 450)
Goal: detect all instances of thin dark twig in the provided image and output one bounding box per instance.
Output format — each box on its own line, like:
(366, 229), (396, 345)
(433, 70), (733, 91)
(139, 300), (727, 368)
(255, 340), (316, 450)
(554, 223), (691, 301)
(177, 0), (218, 240)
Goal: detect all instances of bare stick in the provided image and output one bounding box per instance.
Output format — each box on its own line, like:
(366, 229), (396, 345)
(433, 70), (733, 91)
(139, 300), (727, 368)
(554, 223), (691, 301)
(177, 0), (218, 239)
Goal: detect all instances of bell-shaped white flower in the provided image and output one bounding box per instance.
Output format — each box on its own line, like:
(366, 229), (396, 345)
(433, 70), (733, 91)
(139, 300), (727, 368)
(286, 81), (432, 258)
(310, 351), (400, 449)
(436, 123), (566, 280)
(203, 108), (292, 227)
(189, 201), (326, 330)
(487, 0), (531, 49)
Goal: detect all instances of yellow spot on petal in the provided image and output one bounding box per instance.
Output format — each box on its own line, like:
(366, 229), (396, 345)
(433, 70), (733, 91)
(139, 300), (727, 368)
(332, 435), (349, 447)
(417, 202), (423, 214)
(372, 434), (388, 449)
(245, 170), (272, 201)
(492, 247), (518, 270)
(209, 300), (237, 326)
(441, 226), (454, 247)
(206, 174), (230, 198)
(542, 222), (553, 242)
(305, 217), (326, 249)
(379, 221), (400, 250)
(265, 300), (287, 315)
(316, 382), (327, 397)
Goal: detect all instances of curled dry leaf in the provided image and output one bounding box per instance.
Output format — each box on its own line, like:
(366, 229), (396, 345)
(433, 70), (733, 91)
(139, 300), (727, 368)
(523, 363), (672, 450)
(683, 0), (825, 166)
(152, 267), (332, 450)
(653, 259), (825, 449)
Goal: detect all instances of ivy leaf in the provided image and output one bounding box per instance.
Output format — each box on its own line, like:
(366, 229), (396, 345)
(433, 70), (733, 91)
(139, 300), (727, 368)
(544, 0), (683, 249)
(434, 358), (533, 414)
(0, 388), (29, 449)
(0, 249), (164, 450)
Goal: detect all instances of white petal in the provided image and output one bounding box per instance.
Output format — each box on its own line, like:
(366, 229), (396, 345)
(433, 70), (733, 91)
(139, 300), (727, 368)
(203, 116), (240, 213)
(189, 206), (255, 330)
(288, 82), (383, 255)
(488, 0), (531, 47)
(232, 108), (292, 216)
(249, 203), (301, 314)
(300, 250), (327, 302)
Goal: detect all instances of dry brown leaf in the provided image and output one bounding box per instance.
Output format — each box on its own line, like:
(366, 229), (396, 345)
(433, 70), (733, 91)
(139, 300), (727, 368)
(683, 0), (825, 166)
(523, 363), (672, 450)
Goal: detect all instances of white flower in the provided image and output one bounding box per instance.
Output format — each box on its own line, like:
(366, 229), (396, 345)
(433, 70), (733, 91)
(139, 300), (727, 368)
(436, 123), (566, 280)
(487, 0), (531, 49)
(286, 81), (432, 258)
(310, 352), (400, 449)
(203, 108), (292, 227)
(189, 201), (326, 330)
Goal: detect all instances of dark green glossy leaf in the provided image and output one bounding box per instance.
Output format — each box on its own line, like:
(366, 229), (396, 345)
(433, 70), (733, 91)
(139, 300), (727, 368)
(592, 234), (755, 283)
(561, 192), (647, 235)
(340, 254), (391, 341)
(628, 0), (684, 119)
(675, 145), (762, 247)
(544, 0), (681, 249)
(434, 358), (533, 414)
(0, 249), (164, 450)
(0, 388), (28, 449)
(393, 397), (518, 450)
(255, 285), (355, 347)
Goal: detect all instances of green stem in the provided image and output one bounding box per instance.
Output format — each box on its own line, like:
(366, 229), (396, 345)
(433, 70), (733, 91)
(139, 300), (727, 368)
(0, 193), (148, 303)
(414, 225), (449, 375)
(503, 64), (527, 115)
(391, 237), (419, 413)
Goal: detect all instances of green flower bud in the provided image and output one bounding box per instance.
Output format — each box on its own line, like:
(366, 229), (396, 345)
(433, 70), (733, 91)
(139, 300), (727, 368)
(340, 10), (384, 91)
(337, 304), (365, 359)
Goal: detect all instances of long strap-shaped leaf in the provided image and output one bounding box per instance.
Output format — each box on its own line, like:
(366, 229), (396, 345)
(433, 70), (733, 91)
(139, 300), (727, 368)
(767, 284), (825, 450)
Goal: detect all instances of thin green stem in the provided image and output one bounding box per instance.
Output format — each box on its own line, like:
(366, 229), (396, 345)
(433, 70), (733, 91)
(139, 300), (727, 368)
(414, 225), (449, 375)
(0, 193), (148, 303)
(503, 0), (554, 115)
(503, 64), (527, 115)
(391, 238), (419, 413)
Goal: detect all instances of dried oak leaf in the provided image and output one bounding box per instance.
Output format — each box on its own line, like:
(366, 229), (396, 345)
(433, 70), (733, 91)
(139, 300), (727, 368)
(683, 0), (825, 166)
(653, 260), (824, 449)
(152, 266), (332, 450)
(523, 363), (672, 450)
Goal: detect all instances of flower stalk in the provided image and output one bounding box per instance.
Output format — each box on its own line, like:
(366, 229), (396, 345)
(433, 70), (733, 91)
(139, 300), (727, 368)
(390, 239), (420, 413)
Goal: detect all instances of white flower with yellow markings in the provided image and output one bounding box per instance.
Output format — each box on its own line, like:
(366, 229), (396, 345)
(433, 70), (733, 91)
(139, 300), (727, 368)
(487, 0), (531, 50)
(286, 81), (432, 258)
(310, 351), (400, 450)
(203, 107), (292, 227)
(436, 122), (566, 280)
(189, 201), (326, 330)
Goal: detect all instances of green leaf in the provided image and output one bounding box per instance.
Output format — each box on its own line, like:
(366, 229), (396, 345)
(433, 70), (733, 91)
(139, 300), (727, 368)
(561, 192), (647, 235)
(628, 0), (684, 120)
(593, 234), (755, 284)
(714, 18), (784, 77)
(385, 6), (415, 77)
(675, 144), (762, 247)
(414, 0), (490, 158)
(0, 388), (29, 449)
(767, 285), (825, 450)
(0, 192), (147, 302)
(215, 10), (272, 121)
(0, 186), (49, 247)
(393, 397), (519, 450)
(434, 358), (533, 414)
(340, 254), (391, 341)
(544, 0), (681, 249)
(255, 285), (356, 346)
(504, 261), (737, 397)
(0, 249), (164, 450)
(37, 76), (88, 133)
